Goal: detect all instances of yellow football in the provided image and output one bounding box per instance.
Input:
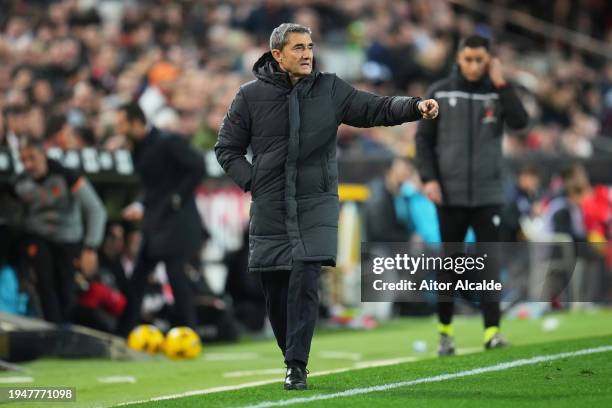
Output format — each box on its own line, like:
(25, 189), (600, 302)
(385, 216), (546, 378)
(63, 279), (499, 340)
(163, 326), (203, 360)
(127, 324), (165, 354)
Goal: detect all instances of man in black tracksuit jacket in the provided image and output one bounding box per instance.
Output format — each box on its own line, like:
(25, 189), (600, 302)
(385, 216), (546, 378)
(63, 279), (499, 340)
(115, 103), (206, 336)
(14, 140), (107, 323)
(216, 23), (439, 390)
(416, 35), (529, 354)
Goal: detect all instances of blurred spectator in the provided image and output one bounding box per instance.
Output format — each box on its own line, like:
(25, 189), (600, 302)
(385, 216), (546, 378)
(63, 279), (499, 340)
(581, 185), (612, 243)
(543, 163), (590, 241)
(395, 160), (476, 243)
(139, 61), (180, 129)
(0, 0), (608, 158)
(0, 207), (26, 315)
(12, 138), (107, 323)
(501, 164), (543, 242)
(364, 157), (414, 242)
(3, 103), (30, 149)
(395, 161), (475, 243)
(97, 222), (130, 295)
(71, 222), (131, 332)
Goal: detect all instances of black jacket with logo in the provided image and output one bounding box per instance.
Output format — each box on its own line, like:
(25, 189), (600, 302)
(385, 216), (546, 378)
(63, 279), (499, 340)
(216, 52), (423, 272)
(416, 70), (528, 207)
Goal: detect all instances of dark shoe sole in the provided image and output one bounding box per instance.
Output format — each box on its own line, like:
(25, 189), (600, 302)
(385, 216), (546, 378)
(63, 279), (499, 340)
(485, 343), (509, 350)
(284, 383), (307, 390)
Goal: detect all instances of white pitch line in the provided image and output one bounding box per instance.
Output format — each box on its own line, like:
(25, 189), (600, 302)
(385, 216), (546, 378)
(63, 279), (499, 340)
(116, 356), (423, 407)
(223, 357), (417, 379)
(116, 344), (612, 408)
(353, 356), (416, 368)
(319, 351), (362, 361)
(224, 369), (286, 378)
(115, 378), (281, 406)
(242, 345), (612, 408)
(98, 376), (137, 384)
(0, 376), (34, 383)
(204, 352), (261, 361)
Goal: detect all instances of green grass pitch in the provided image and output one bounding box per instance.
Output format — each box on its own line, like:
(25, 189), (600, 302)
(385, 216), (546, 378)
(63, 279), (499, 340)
(2, 309), (611, 407)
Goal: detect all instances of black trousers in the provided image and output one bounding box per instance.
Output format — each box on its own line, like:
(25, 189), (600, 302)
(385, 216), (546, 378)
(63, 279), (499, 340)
(21, 235), (80, 323)
(436, 205), (501, 328)
(117, 240), (197, 336)
(258, 261), (321, 367)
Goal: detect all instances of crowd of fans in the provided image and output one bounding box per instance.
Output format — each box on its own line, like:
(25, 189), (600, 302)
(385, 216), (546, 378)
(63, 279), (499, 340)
(0, 0), (610, 157)
(1, 0), (611, 334)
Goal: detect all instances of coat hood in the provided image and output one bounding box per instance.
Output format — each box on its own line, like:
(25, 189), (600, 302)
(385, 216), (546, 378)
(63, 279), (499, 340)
(252, 51), (318, 89)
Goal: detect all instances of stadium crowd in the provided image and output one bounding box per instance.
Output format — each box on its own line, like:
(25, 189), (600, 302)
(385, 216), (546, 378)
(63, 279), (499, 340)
(0, 0), (611, 336)
(0, 0), (610, 156)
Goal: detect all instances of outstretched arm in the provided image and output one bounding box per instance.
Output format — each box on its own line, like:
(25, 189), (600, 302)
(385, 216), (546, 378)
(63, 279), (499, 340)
(331, 75), (438, 127)
(215, 89), (253, 192)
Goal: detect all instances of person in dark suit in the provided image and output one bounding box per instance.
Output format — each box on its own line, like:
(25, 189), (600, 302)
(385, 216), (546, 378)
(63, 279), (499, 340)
(115, 103), (205, 336)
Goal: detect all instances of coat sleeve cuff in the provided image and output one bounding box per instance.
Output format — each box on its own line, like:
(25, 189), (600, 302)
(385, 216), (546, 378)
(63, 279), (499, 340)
(411, 97), (423, 119)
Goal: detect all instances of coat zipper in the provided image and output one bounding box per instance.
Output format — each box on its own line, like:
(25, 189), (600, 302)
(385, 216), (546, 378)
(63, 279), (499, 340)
(467, 95), (473, 205)
(321, 154), (329, 191)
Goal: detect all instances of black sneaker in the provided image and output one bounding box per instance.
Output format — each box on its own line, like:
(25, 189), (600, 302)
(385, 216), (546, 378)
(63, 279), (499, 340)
(284, 366), (308, 390)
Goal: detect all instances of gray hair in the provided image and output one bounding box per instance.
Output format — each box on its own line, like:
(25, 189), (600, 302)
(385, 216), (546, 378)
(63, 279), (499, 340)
(269, 23), (311, 50)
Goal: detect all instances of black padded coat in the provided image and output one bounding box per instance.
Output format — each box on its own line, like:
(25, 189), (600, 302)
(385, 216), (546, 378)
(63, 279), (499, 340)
(215, 52), (423, 272)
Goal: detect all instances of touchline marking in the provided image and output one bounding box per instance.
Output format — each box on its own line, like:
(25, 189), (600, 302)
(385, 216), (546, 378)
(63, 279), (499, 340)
(204, 352), (261, 361)
(224, 369), (286, 378)
(0, 376), (33, 383)
(115, 356), (419, 407)
(353, 356), (416, 368)
(241, 345), (612, 408)
(224, 357), (417, 379)
(98, 376), (137, 384)
(319, 351), (363, 361)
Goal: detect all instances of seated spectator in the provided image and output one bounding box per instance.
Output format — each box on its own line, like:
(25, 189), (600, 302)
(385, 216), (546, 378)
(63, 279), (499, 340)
(395, 160), (475, 244)
(395, 160), (439, 243)
(73, 222), (128, 333)
(581, 185), (612, 244)
(0, 223), (27, 315)
(364, 157), (414, 242)
(543, 163), (590, 242)
(501, 164), (543, 242)
(97, 222), (129, 295)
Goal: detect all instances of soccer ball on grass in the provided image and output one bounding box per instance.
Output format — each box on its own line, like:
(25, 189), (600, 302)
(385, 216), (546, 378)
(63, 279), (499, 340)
(127, 324), (165, 354)
(163, 326), (203, 360)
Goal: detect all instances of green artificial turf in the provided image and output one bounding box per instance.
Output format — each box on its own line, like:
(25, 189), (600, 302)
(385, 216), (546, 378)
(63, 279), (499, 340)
(1, 309), (611, 407)
(138, 335), (612, 408)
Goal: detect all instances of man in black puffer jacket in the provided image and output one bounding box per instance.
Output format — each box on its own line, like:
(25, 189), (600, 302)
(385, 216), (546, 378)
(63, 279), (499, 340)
(416, 35), (529, 356)
(216, 23), (438, 390)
